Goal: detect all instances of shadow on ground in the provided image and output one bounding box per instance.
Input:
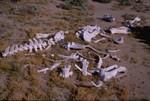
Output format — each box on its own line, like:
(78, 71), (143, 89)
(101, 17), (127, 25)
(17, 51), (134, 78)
(131, 26), (150, 45)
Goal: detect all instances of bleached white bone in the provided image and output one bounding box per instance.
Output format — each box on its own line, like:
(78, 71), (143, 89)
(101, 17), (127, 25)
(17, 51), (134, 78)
(54, 31), (65, 42)
(65, 42), (86, 51)
(58, 53), (79, 60)
(82, 59), (91, 76)
(23, 43), (29, 51)
(36, 33), (50, 39)
(49, 38), (55, 45)
(50, 62), (61, 70)
(90, 64), (127, 84)
(110, 26), (131, 34)
(2, 46), (10, 57)
(103, 64), (118, 72)
(83, 30), (99, 42)
(107, 49), (120, 53)
(18, 44), (24, 51)
(38, 39), (44, 50)
(97, 55), (103, 68)
(60, 65), (73, 78)
(114, 37), (124, 44)
(102, 53), (110, 59)
(75, 59), (91, 76)
(76, 51), (95, 61)
(94, 38), (106, 43)
(125, 17), (141, 27)
(110, 55), (120, 61)
(76, 25), (107, 42)
(14, 45), (19, 53)
(9, 45), (15, 55)
(75, 64), (82, 71)
(91, 80), (103, 87)
(37, 68), (49, 74)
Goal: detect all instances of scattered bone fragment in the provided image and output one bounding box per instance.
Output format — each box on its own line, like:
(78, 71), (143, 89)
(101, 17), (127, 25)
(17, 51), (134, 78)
(76, 51), (95, 61)
(114, 37), (124, 44)
(91, 80), (103, 87)
(60, 65), (73, 78)
(50, 62), (61, 70)
(103, 14), (115, 22)
(110, 55), (120, 61)
(37, 68), (50, 74)
(75, 64), (82, 71)
(94, 38), (106, 43)
(102, 53), (110, 59)
(36, 33), (50, 39)
(107, 49), (120, 53)
(110, 26), (131, 34)
(125, 17), (141, 27)
(58, 53), (79, 60)
(97, 55), (103, 68)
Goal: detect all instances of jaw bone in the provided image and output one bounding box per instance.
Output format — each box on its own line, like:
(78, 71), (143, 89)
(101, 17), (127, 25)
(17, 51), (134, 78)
(60, 65), (73, 78)
(110, 26), (131, 34)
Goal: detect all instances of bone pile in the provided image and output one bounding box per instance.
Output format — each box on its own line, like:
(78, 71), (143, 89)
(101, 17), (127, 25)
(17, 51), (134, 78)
(2, 16), (141, 87)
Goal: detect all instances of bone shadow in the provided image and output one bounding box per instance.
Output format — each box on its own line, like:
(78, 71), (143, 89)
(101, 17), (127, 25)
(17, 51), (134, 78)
(130, 26), (150, 45)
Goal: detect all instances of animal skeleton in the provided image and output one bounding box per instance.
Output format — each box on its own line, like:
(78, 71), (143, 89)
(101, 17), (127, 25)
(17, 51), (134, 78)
(2, 30), (69, 57)
(110, 26), (131, 34)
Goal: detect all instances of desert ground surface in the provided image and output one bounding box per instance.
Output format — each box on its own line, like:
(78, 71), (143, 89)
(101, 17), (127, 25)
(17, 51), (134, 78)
(0, 0), (150, 100)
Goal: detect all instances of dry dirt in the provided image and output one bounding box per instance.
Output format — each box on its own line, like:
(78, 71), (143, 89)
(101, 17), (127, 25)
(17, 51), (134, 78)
(0, 0), (150, 100)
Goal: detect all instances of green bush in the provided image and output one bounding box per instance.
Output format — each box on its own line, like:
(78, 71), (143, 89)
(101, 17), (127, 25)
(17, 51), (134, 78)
(93, 0), (112, 3)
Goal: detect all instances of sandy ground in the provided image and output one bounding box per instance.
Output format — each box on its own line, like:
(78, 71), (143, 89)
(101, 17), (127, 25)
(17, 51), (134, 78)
(89, 0), (150, 99)
(0, 0), (150, 100)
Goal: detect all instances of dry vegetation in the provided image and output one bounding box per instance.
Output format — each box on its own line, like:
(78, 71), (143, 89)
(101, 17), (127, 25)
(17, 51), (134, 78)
(0, 0), (149, 100)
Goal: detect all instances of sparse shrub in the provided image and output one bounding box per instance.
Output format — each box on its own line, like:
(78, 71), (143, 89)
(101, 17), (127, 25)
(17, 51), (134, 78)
(57, 0), (88, 10)
(122, 14), (136, 20)
(10, 4), (41, 15)
(93, 0), (112, 3)
(120, 0), (134, 6)
(132, 4), (150, 12)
